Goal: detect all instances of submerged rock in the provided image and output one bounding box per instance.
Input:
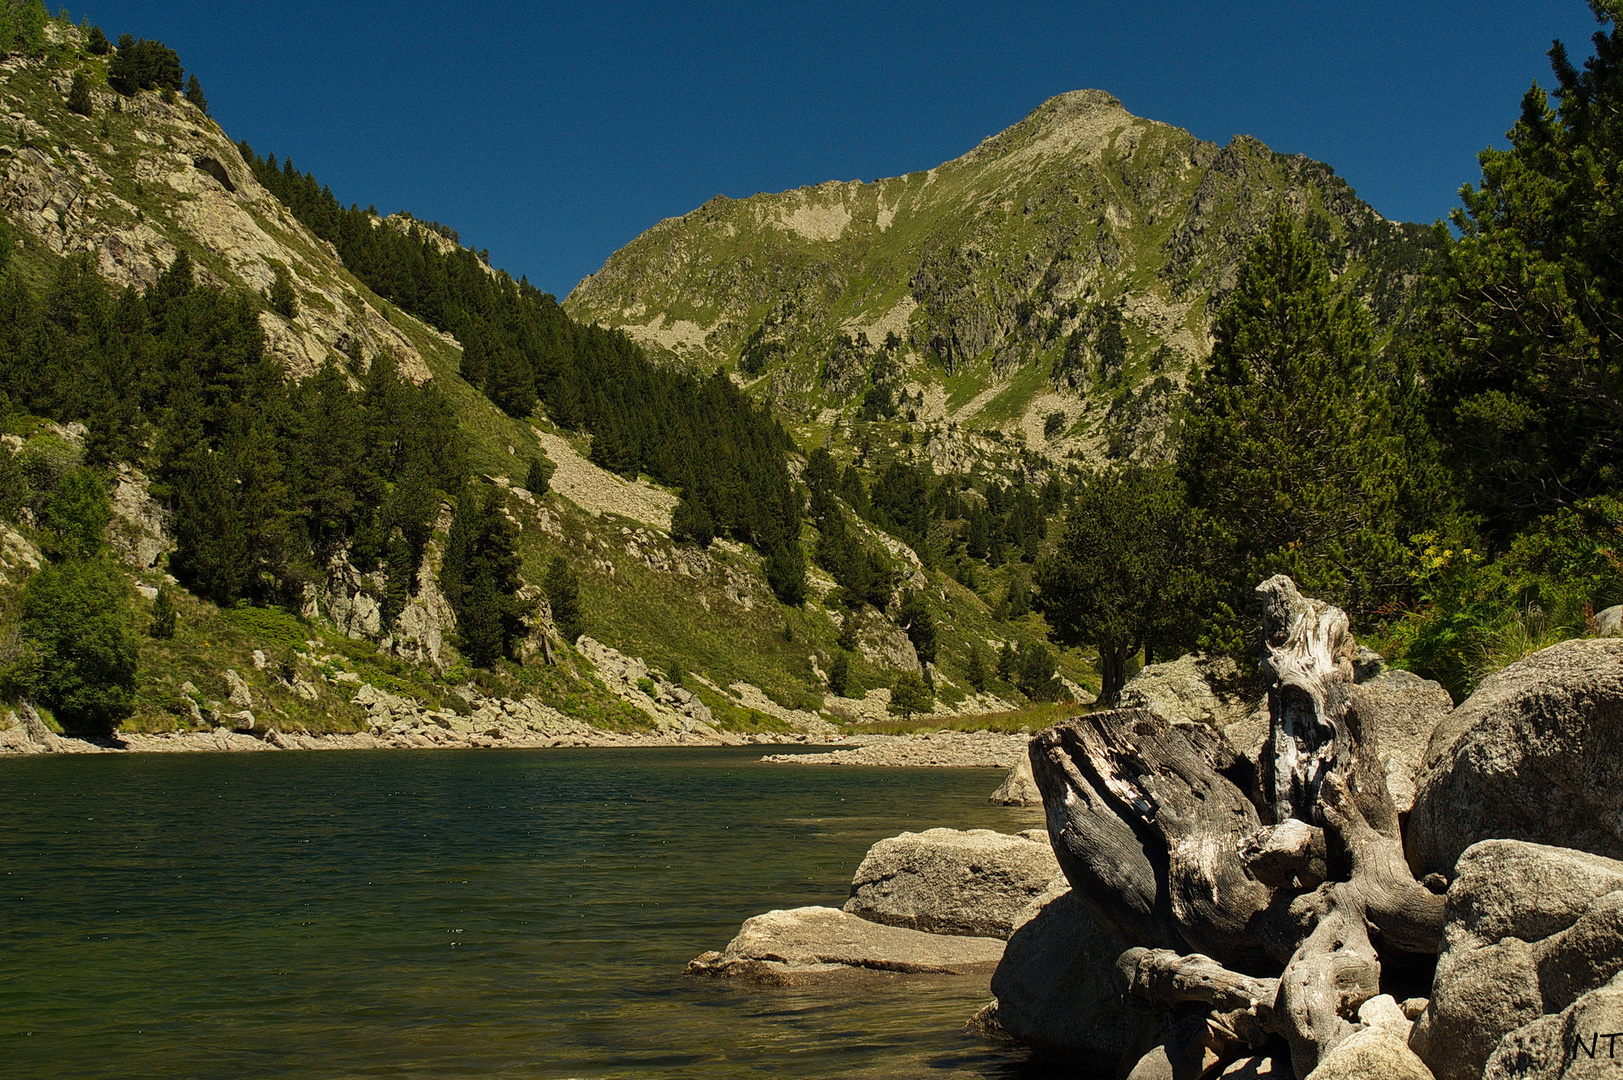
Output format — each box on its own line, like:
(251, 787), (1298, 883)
(988, 752), (1042, 805)
(687, 906), (1004, 984)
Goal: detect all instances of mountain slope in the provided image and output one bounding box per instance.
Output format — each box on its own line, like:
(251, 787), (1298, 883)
(566, 90), (1436, 462)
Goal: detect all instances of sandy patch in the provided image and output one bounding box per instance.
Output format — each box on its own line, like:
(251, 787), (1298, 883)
(777, 200), (852, 242)
(618, 317), (712, 353)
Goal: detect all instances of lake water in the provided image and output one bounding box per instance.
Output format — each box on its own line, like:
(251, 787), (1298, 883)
(0, 747), (1087, 1079)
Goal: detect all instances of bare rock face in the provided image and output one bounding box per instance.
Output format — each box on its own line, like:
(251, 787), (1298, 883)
(1596, 606), (1621, 638)
(842, 827), (1064, 940)
(1116, 652), (1255, 728)
(986, 889), (1153, 1070)
(1408, 639), (1623, 877)
(1347, 667), (1455, 814)
(989, 753), (1042, 805)
(686, 906), (1004, 984)
(107, 466), (170, 569)
(1484, 970), (1623, 1080)
(1411, 840), (1623, 1080)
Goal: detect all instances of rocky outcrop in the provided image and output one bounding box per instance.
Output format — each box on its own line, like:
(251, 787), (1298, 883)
(686, 906), (1005, 984)
(984, 889), (1152, 1070)
(1309, 995), (1432, 1079)
(575, 635), (719, 735)
(1411, 840), (1623, 1080)
(1408, 639), (1623, 877)
(988, 753), (1042, 805)
(107, 465), (170, 569)
(1116, 653), (1254, 728)
(843, 828), (1063, 939)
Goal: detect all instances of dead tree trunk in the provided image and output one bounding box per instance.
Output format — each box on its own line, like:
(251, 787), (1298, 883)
(1030, 575), (1445, 1077)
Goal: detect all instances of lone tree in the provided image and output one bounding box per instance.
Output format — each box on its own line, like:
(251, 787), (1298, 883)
(66, 72), (93, 116)
(1177, 212), (1437, 633)
(440, 483), (532, 667)
(20, 559), (139, 734)
(1035, 466), (1207, 702)
(887, 671), (931, 722)
(543, 555), (582, 644)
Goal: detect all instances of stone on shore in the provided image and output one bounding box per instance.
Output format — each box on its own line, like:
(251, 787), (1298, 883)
(762, 729), (1027, 767)
(988, 751), (1042, 805)
(843, 827), (1064, 940)
(985, 889), (1152, 1070)
(1346, 667), (1454, 814)
(1410, 839), (1623, 1080)
(1408, 638), (1623, 877)
(1116, 653), (1254, 728)
(686, 906), (1004, 984)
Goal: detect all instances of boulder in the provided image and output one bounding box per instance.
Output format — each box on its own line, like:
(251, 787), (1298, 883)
(1484, 970), (1623, 1080)
(686, 906), (1004, 984)
(1346, 668), (1455, 813)
(989, 752), (1042, 806)
(1411, 840), (1623, 1080)
(986, 889), (1153, 1070)
(1116, 653), (1254, 729)
(1596, 605), (1621, 638)
(843, 827), (1063, 940)
(1408, 639), (1623, 878)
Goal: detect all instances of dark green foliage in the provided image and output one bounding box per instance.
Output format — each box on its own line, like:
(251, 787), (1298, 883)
(1178, 213), (1441, 635)
(0, 249), (464, 611)
(543, 555), (582, 644)
(1015, 641), (1062, 701)
(0, 0), (48, 54)
(440, 483), (532, 666)
(1036, 467), (1210, 702)
(964, 643), (989, 692)
(524, 452), (555, 495)
(896, 589), (937, 666)
(108, 36), (182, 95)
(184, 72), (207, 114)
(41, 466), (109, 561)
(267, 264), (296, 318)
(1423, 4), (1623, 538)
(1043, 411), (1065, 439)
(827, 652), (850, 697)
(66, 71), (92, 115)
(671, 491), (715, 547)
(20, 558), (137, 733)
(85, 23), (107, 53)
(888, 671), (931, 721)
(996, 640), (1017, 682)
(0, 447), (25, 522)
(149, 584), (176, 639)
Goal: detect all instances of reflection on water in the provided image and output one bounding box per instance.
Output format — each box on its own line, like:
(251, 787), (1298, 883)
(0, 746), (1099, 1079)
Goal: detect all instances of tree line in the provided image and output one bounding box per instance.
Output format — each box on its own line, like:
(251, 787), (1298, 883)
(237, 146), (809, 603)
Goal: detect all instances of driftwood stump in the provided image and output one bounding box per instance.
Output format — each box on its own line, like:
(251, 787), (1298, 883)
(1031, 575), (1445, 1077)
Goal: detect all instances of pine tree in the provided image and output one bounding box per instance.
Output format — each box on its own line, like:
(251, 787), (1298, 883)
(267, 264), (296, 318)
(85, 24), (108, 54)
(964, 643), (989, 692)
(524, 453), (554, 495)
(41, 467), (110, 561)
(185, 73), (207, 114)
(149, 585), (177, 639)
(896, 589), (937, 666)
(1425, 4), (1623, 536)
(828, 652), (851, 697)
(543, 555), (582, 644)
(66, 71), (93, 116)
(170, 453), (249, 605)
(887, 671), (931, 721)
(1177, 213), (1419, 627)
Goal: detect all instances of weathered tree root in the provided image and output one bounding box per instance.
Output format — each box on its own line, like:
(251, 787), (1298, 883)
(1032, 576), (1446, 1077)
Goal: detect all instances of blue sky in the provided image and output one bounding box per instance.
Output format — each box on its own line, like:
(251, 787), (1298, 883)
(81, 1), (1604, 298)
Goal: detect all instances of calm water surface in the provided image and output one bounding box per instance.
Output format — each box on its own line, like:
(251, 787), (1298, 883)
(0, 747), (1083, 1079)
